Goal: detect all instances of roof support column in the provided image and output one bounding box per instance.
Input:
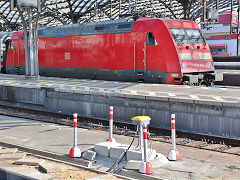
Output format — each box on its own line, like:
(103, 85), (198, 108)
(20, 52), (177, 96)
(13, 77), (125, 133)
(18, 9), (29, 78)
(28, 11), (35, 77)
(14, 1), (42, 80)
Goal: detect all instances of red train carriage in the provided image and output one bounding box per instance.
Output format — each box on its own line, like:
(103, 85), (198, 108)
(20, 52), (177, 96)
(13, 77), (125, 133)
(3, 17), (216, 85)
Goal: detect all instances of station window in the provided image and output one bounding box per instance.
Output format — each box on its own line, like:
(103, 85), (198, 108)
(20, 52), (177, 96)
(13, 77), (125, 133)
(147, 32), (158, 45)
(9, 41), (14, 49)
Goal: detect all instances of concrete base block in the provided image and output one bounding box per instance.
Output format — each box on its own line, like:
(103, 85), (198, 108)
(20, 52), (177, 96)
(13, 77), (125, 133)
(125, 153), (169, 170)
(126, 148), (143, 161)
(110, 145), (128, 160)
(39, 162), (64, 173)
(0, 152), (26, 161)
(150, 153), (169, 168)
(0, 148), (18, 154)
(125, 160), (142, 170)
(0, 166), (52, 180)
(94, 142), (119, 157)
(15, 158), (45, 166)
(127, 148), (157, 161)
(82, 150), (96, 161)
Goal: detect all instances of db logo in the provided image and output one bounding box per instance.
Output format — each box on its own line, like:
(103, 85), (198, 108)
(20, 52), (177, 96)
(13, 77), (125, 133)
(65, 52), (70, 60)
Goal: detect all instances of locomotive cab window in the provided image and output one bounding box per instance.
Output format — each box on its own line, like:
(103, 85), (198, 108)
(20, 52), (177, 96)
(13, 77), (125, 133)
(147, 32), (158, 45)
(170, 28), (206, 45)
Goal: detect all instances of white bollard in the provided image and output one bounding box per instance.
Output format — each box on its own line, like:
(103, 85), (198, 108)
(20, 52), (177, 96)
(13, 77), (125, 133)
(107, 106), (116, 143)
(69, 113), (81, 157)
(139, 123), (153, 174)
(138, 125), (143, 150)
(168, 114), (180, 161)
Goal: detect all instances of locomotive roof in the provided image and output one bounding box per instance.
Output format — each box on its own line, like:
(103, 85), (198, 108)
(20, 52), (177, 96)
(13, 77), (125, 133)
(38, 19), (135, 38)
(1, 0), (239, 32)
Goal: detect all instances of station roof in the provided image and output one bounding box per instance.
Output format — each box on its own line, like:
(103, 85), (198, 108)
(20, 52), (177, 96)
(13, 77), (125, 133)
(0, 0), (239, 31)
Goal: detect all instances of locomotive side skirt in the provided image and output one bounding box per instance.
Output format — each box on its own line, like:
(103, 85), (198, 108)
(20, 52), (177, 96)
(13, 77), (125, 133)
(6, 65), (169, 84)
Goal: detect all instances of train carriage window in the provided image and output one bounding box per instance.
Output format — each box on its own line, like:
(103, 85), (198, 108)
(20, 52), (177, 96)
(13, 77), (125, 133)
(9, 41), (14, 49)
(147, 32), (158, 45)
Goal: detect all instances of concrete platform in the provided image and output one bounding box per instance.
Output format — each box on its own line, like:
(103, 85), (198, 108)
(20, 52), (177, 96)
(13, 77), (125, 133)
(0, 74), (239, 138)
(0, 115), (240, 179)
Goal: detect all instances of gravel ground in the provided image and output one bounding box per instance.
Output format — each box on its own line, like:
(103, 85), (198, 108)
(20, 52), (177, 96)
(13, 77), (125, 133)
(5, 154), (122, 180)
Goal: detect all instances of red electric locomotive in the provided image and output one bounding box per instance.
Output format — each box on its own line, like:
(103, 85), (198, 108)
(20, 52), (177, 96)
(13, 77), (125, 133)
(2, 17), (218, 85)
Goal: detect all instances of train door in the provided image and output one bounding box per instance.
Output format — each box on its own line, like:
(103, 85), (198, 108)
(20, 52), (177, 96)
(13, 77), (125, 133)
(13, 42), (20, 74)
(6, 40), (19, 74)
(146, 32), (159, 80)
(6, 40), (14, 73)
(134, 32), (147, 82)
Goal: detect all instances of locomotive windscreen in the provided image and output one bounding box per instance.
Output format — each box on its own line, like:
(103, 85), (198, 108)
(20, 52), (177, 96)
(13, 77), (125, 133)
(170, 29), (206, 45)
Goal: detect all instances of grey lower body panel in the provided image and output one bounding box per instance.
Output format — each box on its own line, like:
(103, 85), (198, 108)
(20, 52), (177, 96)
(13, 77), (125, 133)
(6, 65), (169, 84)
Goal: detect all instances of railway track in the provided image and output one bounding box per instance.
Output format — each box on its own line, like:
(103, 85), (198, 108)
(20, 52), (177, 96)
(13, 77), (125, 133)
(0, 143), (131, 180)
(0, 104), (239, 157)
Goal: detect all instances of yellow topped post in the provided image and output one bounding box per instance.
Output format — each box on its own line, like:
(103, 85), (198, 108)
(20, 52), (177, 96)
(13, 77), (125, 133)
(131, 116), (153, 174)
(131, 116), (151, 126)
(131, 116), (151, 151)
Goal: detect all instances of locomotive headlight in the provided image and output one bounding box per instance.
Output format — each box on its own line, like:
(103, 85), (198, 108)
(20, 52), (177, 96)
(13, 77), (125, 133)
(179, 53), (192, 60)
(199, 53), (211, 59)
(206, 62), (213, 67)
(182, 63), (189, 68)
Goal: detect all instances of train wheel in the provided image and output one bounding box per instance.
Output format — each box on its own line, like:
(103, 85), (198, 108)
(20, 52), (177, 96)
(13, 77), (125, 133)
(182, 81), (189, 86)
(199, 79), (208, 86)
(200, 82), (207, 86)
(209, 81), (214, 87)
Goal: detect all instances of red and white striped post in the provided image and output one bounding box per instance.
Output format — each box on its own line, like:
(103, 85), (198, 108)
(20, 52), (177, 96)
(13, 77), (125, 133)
(168, 114), (180, 161)
(69, 113), (81, 158)
(139, 123), (153, 174)
(107, 106), (116, 143)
